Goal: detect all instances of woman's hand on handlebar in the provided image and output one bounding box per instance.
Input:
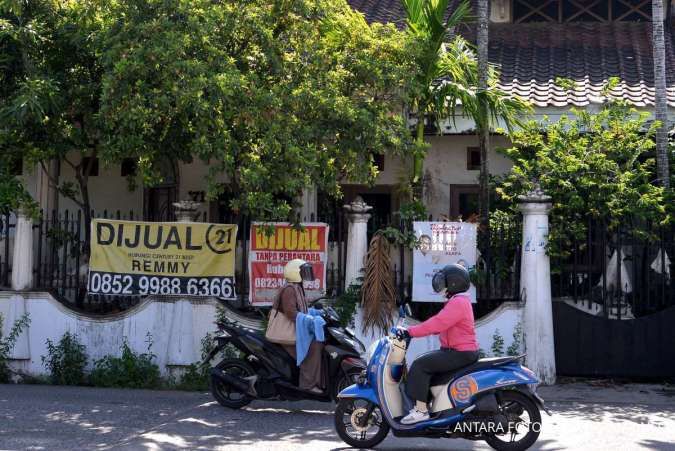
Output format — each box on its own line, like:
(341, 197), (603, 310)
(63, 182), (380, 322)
(392, 327), (410, 340)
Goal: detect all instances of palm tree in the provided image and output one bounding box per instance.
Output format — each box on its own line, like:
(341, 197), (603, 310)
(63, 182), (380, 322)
(401, 0), (529, 210)
(476, 0), (490, 224)
(652, 0), (670, 188)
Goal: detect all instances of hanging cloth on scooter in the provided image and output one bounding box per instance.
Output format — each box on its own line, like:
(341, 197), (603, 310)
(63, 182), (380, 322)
(295, 308), (326, 365)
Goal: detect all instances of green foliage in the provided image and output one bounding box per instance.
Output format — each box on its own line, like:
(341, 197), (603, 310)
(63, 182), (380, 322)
(42, 331), (88, 385)
(89, 335), (161, 389)
(496, 98), (671, 261)
(506, 323), (523, 357)
(491, 329), (504, 357)
(0, 0), (111, 218)
(400, 0), (530, 197)
(333, 283), (362, 327)
(380, 200), (426, 248)
(477, 348), (486, 359)
(0, 313), (30, 383)
(100, 0), (413, 222)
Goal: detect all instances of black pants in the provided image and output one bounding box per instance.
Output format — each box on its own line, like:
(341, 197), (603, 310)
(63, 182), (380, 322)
(406, 349), (479, 403)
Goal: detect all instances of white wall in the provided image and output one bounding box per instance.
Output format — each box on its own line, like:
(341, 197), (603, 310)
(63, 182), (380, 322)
(0, 292), (219, 377)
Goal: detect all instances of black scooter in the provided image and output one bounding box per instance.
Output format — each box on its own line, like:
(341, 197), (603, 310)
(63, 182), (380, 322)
(204, 301), (366, 408)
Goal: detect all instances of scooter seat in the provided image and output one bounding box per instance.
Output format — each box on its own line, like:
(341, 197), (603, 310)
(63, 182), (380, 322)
(429, 356), (522, 386)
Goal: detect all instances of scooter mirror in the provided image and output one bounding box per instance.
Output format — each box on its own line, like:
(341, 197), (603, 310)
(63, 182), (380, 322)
(405, 304), (412, 317)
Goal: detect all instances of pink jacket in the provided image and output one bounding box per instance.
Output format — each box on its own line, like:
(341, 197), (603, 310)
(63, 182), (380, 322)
(407, 294), (478, 352)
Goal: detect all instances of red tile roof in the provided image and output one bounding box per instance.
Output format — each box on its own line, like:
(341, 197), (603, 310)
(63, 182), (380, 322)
(348, 1), (675, 107)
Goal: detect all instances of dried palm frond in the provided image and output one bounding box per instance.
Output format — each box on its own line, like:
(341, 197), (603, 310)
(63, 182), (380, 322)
(360, 233), (397, 335)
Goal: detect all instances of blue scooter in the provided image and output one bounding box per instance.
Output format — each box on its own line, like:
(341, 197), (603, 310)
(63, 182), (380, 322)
(334, 305), (550, 450)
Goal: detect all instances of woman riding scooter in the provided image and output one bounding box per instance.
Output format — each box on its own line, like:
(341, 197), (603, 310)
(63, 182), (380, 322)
(396, 263), (479, 424)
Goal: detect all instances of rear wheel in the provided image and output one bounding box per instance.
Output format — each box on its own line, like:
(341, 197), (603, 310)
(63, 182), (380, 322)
(210, 359), (254, 409)
(484, 390), (541, 451)
(334, 398), (389, 448)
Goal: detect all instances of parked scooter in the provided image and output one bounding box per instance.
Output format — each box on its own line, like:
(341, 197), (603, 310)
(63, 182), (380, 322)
(334, 304), (550, 451)
(205, 300), (366, 408)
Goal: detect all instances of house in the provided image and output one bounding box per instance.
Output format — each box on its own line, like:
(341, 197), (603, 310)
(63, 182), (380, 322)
(11, 1), (674, 231)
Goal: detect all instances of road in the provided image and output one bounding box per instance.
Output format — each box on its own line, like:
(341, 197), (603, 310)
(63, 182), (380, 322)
(1, 383), (674, 450)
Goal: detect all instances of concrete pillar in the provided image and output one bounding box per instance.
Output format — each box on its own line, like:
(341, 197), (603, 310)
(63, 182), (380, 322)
(518, 186), (556, 385)
(173, 200), (201, 223)
(343, 196), (372, 289)
(11, 210), (34, 291)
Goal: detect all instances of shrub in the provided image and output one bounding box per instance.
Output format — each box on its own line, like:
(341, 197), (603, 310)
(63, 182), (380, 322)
(42, 331), (88, 385)
(491, 329), (505, 357)
(89, 335), (160, 389)
(0, 313), (30, 383)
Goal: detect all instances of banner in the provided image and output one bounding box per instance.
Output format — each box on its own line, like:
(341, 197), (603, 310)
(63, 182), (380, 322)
(249, 223), (329, 306)
(88, 219), (237, 298)
(412, 221), (477, 303)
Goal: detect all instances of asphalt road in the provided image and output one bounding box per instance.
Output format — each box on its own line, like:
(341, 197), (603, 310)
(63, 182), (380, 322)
(1, 383), (674, 450)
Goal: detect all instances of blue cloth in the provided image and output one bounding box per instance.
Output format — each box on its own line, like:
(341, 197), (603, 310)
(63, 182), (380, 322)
(295, 309), (326, 365)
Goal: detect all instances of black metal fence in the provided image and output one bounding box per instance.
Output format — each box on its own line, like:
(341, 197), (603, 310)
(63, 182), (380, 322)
(1, 207), (521, 317)
(552, 217), (675, 318)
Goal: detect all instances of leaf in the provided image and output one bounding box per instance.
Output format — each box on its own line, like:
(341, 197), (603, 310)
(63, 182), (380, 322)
(360, 233), (397, 335)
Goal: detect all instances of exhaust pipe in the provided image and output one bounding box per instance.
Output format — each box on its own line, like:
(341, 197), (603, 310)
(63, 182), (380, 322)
(210, 368), (251, 394)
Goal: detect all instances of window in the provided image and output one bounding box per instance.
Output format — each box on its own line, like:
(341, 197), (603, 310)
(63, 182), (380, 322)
(80, 157), (99, 176)
(450, 184), (480, 221)
(512, 0), (651, 23)
(121, 158), (137, 177)
(467, 147), (481, 171)
(373, 154), (385, 171)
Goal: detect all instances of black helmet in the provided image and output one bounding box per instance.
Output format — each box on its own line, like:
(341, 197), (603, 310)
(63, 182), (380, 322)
(432, 264), (470, 296)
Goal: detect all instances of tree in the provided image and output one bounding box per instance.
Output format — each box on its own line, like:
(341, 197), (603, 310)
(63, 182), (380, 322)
(0, 0), (110, 244)
(399, 0), (528, 215)
(476, 0), (490, 226)
(495, 96), (670, 261)
(101, 0), (413, 222)
(652, 0), (670, 188)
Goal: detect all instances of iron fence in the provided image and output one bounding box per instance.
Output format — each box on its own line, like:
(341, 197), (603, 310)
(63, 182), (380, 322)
(1, 206), (522, 318)
(552, 217), (675, 318)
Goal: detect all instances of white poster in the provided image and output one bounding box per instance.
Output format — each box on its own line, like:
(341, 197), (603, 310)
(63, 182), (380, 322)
(412, 221), (478, 303)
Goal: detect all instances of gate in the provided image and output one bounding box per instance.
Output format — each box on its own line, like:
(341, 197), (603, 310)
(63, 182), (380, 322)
(551, 218), (675, 379)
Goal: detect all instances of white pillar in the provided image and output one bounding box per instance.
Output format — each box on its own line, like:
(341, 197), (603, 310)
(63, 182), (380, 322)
(518, 187), (556, 385)
(11, 210), (34, 291)
(343, 196), (372, 289)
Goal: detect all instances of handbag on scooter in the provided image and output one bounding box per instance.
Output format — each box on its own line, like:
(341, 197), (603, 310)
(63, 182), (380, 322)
(265, 286), (297, 345)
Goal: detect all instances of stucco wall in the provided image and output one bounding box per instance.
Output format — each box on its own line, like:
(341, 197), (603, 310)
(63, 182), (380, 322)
(0, 292), (219, 377)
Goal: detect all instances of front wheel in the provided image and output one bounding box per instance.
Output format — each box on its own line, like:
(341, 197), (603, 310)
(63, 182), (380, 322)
(334, 398), (389, 449)
(484, 390), (542, 451)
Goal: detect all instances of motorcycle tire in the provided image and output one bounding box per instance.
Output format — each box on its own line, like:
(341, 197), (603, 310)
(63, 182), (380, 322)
(210, 358), (255, 409)
(484, 390), (541, 451)
(334, 398), (389, 449)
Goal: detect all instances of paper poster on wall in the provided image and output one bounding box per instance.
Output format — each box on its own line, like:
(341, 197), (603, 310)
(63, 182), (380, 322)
(88, 219), (237, 298)
(248, 223), (329, 306)
(412, 221), (478, 303)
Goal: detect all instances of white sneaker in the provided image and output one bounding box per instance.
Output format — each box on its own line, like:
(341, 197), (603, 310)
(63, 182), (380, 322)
(400, 407), (430, 424)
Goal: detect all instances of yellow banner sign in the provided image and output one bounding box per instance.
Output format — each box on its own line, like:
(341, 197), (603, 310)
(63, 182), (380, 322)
(88, 219), (237, 298)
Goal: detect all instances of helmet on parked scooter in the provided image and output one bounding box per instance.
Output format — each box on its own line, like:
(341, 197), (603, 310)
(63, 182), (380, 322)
(432, 263), (470, 297)
(283, 259), (315, 283)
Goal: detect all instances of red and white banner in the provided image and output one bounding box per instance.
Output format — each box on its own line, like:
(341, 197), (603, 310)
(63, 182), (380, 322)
(248, 223), (329, 306)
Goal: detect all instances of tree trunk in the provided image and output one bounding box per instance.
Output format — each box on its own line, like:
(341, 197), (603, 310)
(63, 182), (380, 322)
(477, 0), (490, 224)
(653, 0), (670, 188)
